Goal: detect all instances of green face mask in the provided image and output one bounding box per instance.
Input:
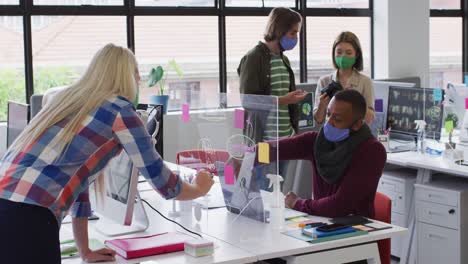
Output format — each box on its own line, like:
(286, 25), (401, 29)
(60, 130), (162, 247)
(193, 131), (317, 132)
(133, 89), (139, 108)
(335, 56), (356, 70)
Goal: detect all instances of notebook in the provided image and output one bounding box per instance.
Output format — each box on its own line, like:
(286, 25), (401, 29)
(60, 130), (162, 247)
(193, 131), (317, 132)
(105, 232), (193, 259)
(302, 226), (357, 238)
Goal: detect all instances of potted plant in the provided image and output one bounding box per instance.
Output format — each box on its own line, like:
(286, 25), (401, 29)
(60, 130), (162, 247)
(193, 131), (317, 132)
(147, 59), (183, 114)
(445, 112), (459, 149)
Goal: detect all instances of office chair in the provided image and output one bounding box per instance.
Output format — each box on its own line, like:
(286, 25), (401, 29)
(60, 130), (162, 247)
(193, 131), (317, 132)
(176, 149), (229, 175)
(374, 192), (392, 264)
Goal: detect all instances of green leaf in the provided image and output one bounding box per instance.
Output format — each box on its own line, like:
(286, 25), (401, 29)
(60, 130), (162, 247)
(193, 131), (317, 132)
(147, 66), (164, 87)
(168, 59), (183, 78)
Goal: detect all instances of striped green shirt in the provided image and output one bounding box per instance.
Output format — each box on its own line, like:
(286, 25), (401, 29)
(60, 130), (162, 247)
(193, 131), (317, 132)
(264, 54), (293, 140)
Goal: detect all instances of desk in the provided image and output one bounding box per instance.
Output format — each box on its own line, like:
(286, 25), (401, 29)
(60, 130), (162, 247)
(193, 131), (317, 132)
(62, 180), (406, 264)
(61, 196), (257, 264)
(386, 151), (468, 264)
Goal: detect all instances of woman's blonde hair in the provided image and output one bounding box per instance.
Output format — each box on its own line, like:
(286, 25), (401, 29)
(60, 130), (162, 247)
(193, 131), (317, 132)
(332, 31), (364, 71)
(264, 7), (302, 42)
(8, 43), (138, 159)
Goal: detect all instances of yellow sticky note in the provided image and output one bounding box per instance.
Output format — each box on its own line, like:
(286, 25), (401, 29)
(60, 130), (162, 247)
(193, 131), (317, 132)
(445, 120), (454, 133)
(258, 142), (270, 164)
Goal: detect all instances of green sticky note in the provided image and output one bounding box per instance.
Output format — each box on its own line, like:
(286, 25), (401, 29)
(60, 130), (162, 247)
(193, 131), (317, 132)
(445, 120), (454, 133)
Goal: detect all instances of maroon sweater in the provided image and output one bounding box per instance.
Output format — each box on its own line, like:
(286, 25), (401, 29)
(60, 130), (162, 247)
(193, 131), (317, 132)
(273, 131), (386, 218)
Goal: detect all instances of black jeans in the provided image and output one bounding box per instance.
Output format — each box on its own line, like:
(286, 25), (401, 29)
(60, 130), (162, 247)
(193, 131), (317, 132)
(0, 199), (61, 264)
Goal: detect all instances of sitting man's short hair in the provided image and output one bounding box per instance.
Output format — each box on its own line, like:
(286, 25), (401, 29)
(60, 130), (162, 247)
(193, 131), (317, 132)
(333, 90), (367, 121)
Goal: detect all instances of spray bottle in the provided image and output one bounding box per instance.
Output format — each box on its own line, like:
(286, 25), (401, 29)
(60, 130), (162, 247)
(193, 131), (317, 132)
(266, 174), (285, 230)
(415, 120), (427, 154)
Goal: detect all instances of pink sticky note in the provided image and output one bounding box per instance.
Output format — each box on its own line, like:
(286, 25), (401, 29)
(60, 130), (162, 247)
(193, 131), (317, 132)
(465, 98), (468, 110)
(234, 109), (245, 129)
(224, 165), (234, 185)
(182, 103), (190, 122)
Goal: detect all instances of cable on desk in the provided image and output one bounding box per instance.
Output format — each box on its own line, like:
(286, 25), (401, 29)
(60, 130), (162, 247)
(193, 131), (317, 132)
(140, 199), (203, 238)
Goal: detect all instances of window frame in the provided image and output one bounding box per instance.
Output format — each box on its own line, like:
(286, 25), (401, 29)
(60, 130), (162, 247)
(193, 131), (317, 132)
(430, 0), (466, 80)
(0, 0), (373, 107)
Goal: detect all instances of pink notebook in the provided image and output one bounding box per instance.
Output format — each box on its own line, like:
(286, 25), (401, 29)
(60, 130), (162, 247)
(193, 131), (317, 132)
(105, 232), (192, 259)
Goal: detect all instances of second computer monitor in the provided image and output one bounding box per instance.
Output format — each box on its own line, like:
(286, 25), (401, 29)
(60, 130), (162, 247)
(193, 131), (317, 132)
(387, 86), (444, 140)
(7, 101), (30, 148)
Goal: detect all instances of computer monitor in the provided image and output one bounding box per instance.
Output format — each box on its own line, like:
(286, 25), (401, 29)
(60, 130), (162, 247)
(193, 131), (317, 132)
(94, 106), (164, 236)
(138, 103), (164, 158)
(386, 86), (444, 140)
(94, 150), (149, 236)
(7, 101), (30, 148)
(372, 81), (416, 137)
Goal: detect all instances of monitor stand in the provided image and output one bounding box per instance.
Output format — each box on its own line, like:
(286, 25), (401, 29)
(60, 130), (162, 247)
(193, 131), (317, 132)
(95, 192), (149, 236)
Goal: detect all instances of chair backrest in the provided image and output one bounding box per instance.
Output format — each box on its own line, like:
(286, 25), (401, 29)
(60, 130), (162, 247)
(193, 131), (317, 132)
(176, 149), (230, 174)
(374, 192), (391, 264)
(374, 192), (391, 223)
(30, 94), (43, 119)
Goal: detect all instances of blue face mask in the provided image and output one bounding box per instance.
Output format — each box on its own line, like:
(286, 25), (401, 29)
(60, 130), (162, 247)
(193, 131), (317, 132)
(323, 122), (350, 142)
(279, 35), (298, 51)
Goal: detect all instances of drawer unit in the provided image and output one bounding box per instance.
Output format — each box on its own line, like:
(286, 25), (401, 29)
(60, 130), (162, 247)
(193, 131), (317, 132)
(378, 169), (416, 215)
(390, 212), (407, 258)
(416, 187), (458, 207)
(415, 178), (468, 264)
(417, 222), (460, 264)
(378, 168), (416, 258)
(416, 200), (458, 229)
(379, 179), (406, 214)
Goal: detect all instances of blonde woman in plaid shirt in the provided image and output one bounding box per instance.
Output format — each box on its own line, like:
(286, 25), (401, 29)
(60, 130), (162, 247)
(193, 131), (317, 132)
(0, 43), (213, 264)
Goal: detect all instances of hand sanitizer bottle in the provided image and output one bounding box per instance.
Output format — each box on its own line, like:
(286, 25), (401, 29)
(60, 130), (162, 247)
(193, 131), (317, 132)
(415, 120), (427, 154)
(266, 174), (285, 230)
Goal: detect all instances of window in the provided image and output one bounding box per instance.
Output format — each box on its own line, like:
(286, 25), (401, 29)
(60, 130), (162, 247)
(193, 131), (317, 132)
(307, 0), (368, 8)
(34, 0), (123, 5)
(0, 1), (374, 116)
(0, 0), (19, 4)
(430, 0), (460, 10)
(226, 0), (295, 7)
(135, 16), (219, 110)
(31, 16), (126, 95)
(0, 16), (24, 121)
(306, 17), (371, 82)
(226, 16), (300, 107)
(429, 17), (462, 88)
(135, 0), (214, 6)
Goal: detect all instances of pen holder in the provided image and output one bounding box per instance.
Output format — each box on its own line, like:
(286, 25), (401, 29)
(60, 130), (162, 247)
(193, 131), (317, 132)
(377, 134), (389, 149)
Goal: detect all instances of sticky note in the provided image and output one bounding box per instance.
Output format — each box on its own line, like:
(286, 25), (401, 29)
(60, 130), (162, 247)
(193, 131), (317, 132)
(465, 98), (468, 109)
(182, 103), (190, 122)
(433, 89), (442, 102)
(258, 142), (270, 164)
(234, 109), (244, 129)
(224, 164), (234, 185)
(465, 75), (468, 86)
(374, 99), (383, 113)
(445, 120), (454, 133)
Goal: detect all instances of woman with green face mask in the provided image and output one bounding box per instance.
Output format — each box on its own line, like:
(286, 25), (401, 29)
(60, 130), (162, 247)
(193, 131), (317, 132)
(313, 31), (375, 125)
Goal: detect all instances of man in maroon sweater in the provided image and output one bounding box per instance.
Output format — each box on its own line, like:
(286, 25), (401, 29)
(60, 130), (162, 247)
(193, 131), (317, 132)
(279, 90), (386, 218)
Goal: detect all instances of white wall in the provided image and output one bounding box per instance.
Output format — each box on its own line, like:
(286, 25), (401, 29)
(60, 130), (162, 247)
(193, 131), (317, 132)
(374, 0), (430, 85)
